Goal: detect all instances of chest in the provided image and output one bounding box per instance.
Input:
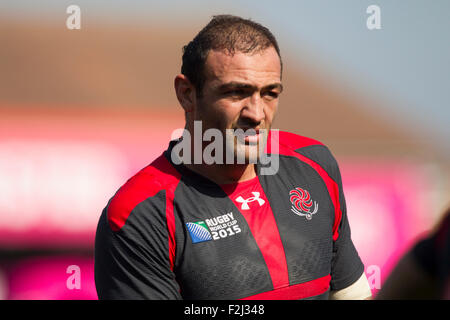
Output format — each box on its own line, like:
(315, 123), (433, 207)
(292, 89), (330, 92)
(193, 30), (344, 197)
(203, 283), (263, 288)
(172, 166), (335, 299)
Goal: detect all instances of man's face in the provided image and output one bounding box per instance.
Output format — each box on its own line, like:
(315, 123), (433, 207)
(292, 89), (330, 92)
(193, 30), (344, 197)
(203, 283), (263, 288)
(194, 46), (282, 163)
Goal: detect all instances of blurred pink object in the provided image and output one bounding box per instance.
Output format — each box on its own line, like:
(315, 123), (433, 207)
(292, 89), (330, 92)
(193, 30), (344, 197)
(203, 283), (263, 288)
(0, 108), (184, 249)
(341, 160), (434, 296)
(7, 256), (97, 300)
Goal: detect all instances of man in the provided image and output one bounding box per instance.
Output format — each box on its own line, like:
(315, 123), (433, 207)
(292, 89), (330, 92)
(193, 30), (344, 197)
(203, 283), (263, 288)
(95, 15), (371, 300)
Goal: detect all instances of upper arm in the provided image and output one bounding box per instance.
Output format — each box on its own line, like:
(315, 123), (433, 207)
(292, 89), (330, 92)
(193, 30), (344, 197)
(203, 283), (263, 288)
(94, 190), (182, 300)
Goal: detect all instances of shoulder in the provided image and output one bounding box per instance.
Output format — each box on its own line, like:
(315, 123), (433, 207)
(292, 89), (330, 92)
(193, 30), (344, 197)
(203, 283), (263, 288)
(268, 130), (324, 152)
(268, 130), (338, 171)
(106, 154), (181, 232)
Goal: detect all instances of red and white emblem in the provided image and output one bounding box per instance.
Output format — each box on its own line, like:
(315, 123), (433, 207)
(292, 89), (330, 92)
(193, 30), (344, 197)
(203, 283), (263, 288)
(289, 187), (318, 220)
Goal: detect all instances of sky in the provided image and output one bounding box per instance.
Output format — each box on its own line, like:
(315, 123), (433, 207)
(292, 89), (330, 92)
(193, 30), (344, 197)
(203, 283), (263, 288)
(1, 0), (449, 153)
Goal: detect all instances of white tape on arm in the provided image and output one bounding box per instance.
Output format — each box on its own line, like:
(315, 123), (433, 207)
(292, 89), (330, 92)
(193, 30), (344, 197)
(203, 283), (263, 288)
(330, 272), (372, 300)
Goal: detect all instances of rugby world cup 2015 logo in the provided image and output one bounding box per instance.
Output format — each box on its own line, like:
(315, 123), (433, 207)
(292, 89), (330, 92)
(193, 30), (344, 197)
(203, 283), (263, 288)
(186, 221), (213, 244)
(186, 212), (241, 244)
(289, 187), (318, 220)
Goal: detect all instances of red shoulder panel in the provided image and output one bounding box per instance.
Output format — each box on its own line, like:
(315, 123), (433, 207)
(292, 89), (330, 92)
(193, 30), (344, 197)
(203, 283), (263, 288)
(107, 154), (181, 232)
(265, 130), (323, 155)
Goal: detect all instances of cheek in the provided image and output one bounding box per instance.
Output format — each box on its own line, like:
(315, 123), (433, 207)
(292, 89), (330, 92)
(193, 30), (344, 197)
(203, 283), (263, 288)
(263, 101), (278, 124)
(214, 101), (243, 125)
(198, 100), (239, 129)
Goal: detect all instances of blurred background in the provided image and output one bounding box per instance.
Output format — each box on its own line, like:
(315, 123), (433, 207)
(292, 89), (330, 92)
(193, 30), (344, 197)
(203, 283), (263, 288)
(0, 0), (448, 299)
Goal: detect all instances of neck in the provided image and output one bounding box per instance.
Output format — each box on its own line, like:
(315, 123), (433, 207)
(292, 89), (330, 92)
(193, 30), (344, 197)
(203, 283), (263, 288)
(185, 162), (257, 185)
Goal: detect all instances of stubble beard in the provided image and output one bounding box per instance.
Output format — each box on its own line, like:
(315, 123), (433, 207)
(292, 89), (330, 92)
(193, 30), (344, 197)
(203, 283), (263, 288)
(224, 126), (270, 165)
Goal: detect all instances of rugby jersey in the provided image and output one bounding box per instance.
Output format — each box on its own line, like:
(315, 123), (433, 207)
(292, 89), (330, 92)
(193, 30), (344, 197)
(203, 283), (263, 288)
(94, 130), (364, 299)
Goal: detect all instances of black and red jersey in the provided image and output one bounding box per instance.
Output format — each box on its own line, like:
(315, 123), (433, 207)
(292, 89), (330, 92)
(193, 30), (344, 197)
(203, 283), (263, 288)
(94, 131), (364, 299)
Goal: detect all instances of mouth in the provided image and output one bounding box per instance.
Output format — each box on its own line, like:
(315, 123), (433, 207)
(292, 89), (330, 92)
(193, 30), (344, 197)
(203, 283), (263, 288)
(244, 132), (260, 144)
(235, 128), (261, 145)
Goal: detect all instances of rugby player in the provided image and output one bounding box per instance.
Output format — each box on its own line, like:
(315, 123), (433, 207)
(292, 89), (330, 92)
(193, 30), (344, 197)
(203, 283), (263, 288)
(95, 14), (372, 300)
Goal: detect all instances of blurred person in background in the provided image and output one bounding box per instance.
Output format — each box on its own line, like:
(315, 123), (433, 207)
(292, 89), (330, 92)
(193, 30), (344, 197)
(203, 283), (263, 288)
(377, 207), (450, 299)
(94, 14), (371, 300)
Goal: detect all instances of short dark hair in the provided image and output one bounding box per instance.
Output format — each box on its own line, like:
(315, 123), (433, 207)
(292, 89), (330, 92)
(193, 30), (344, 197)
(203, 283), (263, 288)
(181, 14), (283, 97)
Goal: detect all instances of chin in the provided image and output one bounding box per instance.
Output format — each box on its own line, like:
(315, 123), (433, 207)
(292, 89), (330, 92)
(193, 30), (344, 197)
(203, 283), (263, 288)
(232, 142), (263, 165)
(224, 129), (269, 164)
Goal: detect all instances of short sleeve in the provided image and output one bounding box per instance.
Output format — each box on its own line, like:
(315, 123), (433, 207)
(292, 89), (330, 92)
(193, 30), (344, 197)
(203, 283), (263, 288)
(326, 153), (364, 290)
(295, 145), (365, 290)
(94, 191), (182, 299)
(329, 192), (365, 290)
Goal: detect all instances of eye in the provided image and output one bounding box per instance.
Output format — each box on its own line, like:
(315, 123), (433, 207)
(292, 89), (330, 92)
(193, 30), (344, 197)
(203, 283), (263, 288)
(223, 89), (249, 100)
(262, 91), (279, 99)
(226, 89), (245, 96)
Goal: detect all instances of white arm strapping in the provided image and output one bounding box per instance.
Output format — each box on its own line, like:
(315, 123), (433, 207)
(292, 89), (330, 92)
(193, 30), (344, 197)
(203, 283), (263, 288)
(329, 272), (372, 300)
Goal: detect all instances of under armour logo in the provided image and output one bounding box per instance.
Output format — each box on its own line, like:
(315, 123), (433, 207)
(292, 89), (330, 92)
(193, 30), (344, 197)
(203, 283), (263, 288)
(235, 192), (265, 210)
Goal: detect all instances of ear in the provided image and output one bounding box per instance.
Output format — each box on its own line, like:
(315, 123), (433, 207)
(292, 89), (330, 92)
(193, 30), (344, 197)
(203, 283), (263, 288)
(174, 74), (196, 113)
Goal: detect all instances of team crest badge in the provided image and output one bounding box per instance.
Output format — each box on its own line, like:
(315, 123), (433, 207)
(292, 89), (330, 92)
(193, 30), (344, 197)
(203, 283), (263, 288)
(289, 187), (318, 220)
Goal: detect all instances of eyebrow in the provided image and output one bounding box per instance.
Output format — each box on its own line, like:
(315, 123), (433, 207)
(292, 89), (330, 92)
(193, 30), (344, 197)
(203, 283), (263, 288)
(217, 81), (283, 93)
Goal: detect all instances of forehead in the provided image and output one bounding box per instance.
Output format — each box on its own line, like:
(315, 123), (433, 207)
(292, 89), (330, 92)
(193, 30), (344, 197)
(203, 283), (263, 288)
(203, 47), (281, 86)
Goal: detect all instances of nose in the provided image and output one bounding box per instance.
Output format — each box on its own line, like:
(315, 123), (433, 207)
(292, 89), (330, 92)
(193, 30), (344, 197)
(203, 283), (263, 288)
(240, 94), (265, 126)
